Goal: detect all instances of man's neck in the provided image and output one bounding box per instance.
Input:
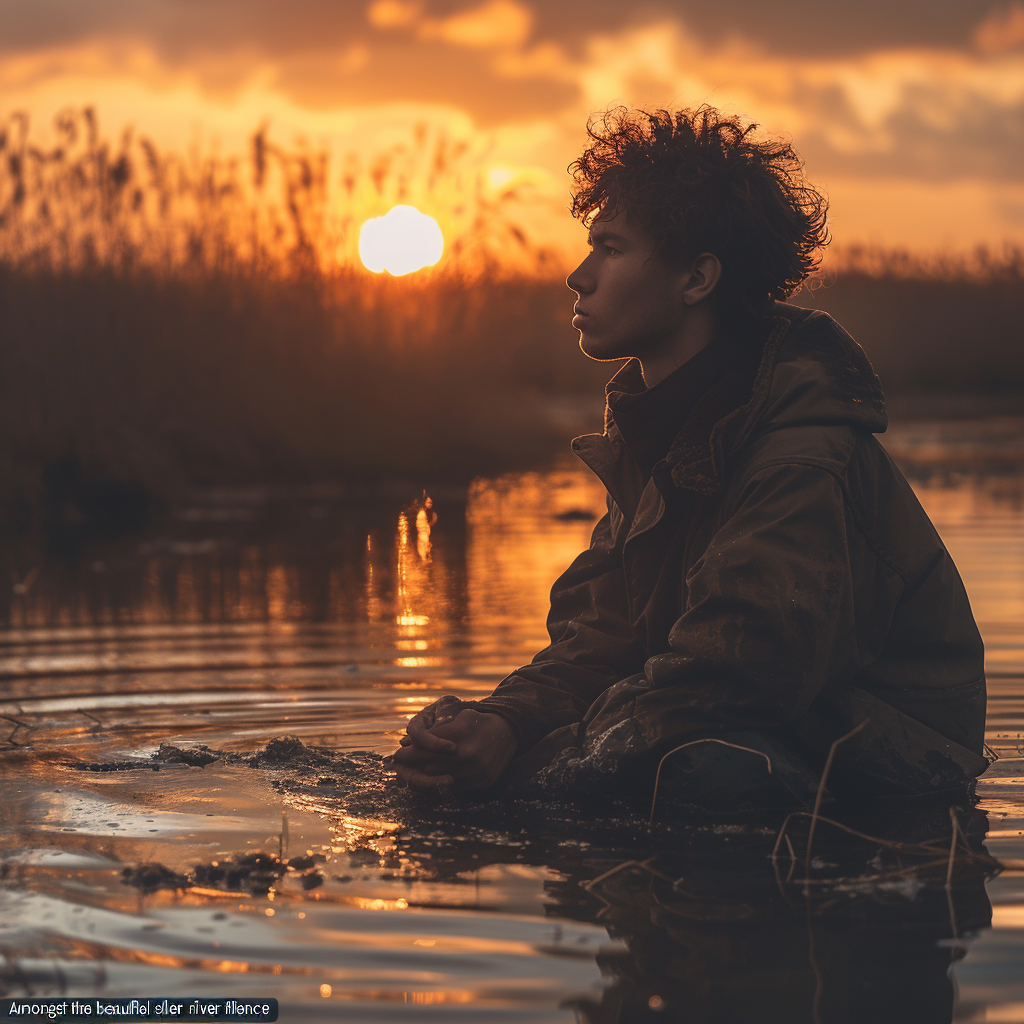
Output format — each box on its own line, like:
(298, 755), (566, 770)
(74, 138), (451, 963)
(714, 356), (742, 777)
(639, 304), (718, 389)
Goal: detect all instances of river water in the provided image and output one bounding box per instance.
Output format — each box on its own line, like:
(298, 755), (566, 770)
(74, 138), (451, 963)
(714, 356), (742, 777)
(1, 421), (1023, 1023)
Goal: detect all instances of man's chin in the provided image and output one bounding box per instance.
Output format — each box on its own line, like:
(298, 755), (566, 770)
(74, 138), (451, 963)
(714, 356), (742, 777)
(578, 334), (628, 362)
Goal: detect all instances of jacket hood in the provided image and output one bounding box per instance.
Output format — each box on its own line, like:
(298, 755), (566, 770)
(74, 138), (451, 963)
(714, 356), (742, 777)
(659, 302), (886, 495)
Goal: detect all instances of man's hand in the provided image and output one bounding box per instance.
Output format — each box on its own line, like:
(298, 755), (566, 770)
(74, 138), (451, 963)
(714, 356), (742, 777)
(392, 696), (518, 793)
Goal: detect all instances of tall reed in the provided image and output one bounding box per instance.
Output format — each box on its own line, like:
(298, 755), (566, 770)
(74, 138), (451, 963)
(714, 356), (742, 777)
(0, 107), (553, 278)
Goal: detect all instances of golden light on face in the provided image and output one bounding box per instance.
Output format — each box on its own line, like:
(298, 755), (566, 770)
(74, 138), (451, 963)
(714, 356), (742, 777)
(358, 205), (445, 276)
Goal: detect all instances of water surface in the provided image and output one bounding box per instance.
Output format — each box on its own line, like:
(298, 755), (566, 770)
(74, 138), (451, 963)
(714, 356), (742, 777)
(2, 427), (1023, 1023)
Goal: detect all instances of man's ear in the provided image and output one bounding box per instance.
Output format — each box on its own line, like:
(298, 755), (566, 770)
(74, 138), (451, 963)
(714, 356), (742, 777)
(680, 253), (722, 306)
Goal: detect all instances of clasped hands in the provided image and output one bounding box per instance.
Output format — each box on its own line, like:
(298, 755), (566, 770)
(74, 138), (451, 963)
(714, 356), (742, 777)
(391, 695), (518, 792)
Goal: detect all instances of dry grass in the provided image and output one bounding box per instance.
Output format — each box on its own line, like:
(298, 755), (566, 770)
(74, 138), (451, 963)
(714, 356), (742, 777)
(0, 108), (552, 278)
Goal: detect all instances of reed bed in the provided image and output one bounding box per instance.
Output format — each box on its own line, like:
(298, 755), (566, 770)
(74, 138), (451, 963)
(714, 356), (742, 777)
(0, 264), (613, 527)
(0, 108), (604, 526)
(0, 107), (550, 277)
(804, 250), (1024, 396)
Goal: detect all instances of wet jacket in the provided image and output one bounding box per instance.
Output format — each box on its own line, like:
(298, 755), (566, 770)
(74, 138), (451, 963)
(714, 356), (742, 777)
(478, 302), (988, 794)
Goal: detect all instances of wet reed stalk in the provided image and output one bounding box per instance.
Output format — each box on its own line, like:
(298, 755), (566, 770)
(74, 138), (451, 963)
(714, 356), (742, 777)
(648, 738), (773, 829)
(804, 718), (869, 880)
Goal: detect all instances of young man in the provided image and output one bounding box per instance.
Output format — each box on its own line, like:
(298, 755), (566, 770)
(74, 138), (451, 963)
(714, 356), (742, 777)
(392, 106), (988, 809)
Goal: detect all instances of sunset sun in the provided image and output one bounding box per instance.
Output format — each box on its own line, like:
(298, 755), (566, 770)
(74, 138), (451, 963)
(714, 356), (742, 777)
(358, 205), (445, 276)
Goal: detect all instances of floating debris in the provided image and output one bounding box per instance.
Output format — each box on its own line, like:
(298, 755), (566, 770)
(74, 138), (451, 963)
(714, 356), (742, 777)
(154, 744), (220, 767)
(287, 854), (325, 871)
(193, 852), (287, 896)
(69, 758), (166, 772)
(248, 736), (340, 769)
(121, 864), (189, 893)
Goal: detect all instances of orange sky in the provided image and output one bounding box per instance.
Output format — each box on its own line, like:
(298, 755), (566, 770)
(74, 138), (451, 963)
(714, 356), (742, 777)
(3, 0), (1024, 268)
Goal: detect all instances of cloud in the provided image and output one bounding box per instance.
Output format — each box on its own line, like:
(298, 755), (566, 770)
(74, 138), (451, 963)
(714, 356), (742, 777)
(369, 0), (535, 50)
(974, 3), (1024, 53)
(366, 0), (421, 30)
(7, 6), (1024, 183)
(500, 19), (1024, 182)
(0, 0), (998, 66)
(3, 1), (1024, 252)
(424, 0), (533, 49)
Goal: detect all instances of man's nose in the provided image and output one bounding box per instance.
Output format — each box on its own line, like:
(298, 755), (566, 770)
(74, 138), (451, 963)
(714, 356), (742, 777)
(566, 257), (594, 296)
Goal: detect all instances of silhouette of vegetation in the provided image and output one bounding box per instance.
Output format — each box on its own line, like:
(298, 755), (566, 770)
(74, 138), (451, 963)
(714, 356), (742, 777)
(804, 246), (1024, 396)
(0, 108), (549, 277)
(0, 108), (1021, 526)
(0, 108), (599, 526)
(0, 264), (612, 527)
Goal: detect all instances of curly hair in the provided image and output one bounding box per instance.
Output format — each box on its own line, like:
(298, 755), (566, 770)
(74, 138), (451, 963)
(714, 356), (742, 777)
(569, 106), (829, 327)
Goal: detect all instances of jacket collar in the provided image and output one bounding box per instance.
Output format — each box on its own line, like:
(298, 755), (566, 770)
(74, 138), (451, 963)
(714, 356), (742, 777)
(574, 303), (887, 501)
(661, 311), (789, 495)
(606, 340), (733, 481)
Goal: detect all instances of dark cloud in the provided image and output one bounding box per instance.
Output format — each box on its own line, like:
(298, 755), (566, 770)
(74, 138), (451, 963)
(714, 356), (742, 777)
(2, 0), (1020, 175)
(767, 68), (1024, 182)
(271, 41), (578, 124)
(0, 0), (151, 50)
(531, 0), (995, 58)
(0, 0), (579, 125)
(800, 98), (1024, 182)
(0, 0), (999, 61)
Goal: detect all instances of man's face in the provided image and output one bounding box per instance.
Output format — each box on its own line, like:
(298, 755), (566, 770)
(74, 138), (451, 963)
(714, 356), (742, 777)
(566, 209), (689, 363)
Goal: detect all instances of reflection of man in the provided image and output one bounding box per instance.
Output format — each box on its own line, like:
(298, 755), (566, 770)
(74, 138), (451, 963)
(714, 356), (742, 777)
(551, 843), (993, 1024)
(393, 105), (987, 805)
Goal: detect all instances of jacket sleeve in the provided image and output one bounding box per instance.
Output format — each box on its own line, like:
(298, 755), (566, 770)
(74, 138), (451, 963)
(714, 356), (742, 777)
(581, 462), (860, 754)
(475, 496), (648, 749)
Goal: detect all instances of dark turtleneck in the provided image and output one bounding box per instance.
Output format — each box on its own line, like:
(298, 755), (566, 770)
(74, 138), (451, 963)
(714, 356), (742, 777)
(608, 340), (740, 480)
